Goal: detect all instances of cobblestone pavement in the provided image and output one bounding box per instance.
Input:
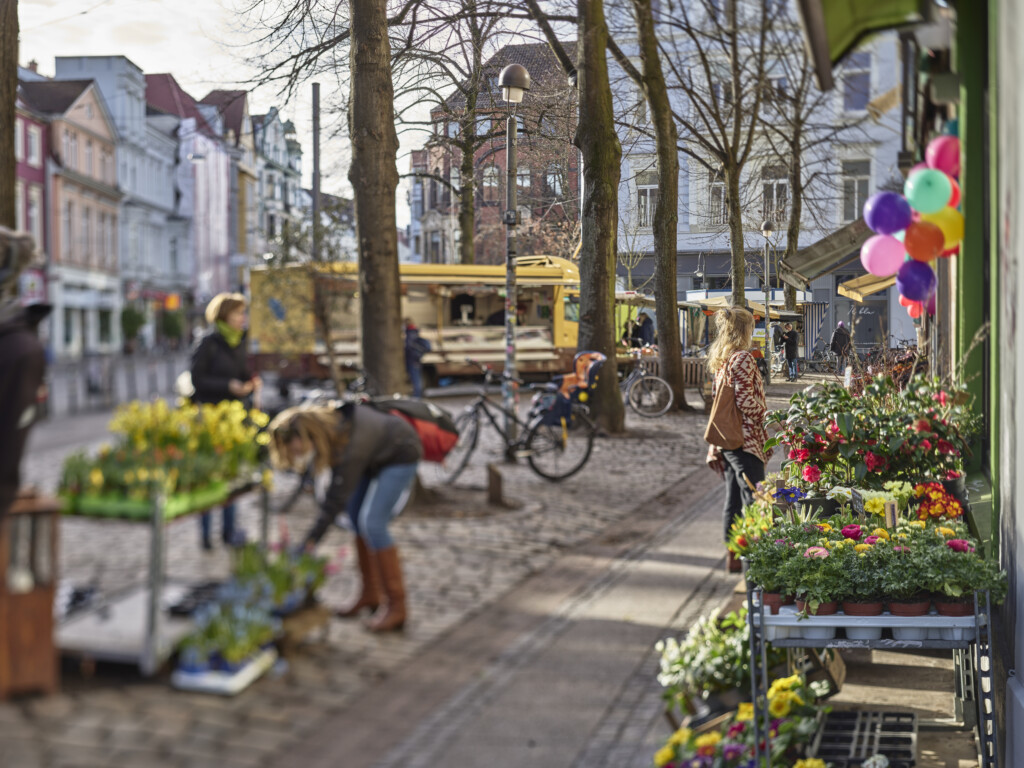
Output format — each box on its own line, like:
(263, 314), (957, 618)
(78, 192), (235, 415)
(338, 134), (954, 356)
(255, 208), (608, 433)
(4, 378), (811, 768)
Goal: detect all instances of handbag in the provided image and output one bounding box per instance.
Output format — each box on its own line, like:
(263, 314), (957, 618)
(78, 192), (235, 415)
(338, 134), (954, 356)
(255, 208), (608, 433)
(703, 354), (744, 450)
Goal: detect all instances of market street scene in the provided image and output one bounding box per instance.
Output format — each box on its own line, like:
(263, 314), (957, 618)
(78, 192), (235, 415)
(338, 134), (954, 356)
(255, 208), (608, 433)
(0, 1), (1018, 768)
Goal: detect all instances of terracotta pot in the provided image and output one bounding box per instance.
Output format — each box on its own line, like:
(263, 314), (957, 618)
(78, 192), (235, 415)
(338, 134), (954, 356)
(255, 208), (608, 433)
(763, 592), (784, 615)
(888, 598), (932, 616)
(934, 598), (974, 617)
(841, 600), (884, 616)
(795, 599), (839, 615)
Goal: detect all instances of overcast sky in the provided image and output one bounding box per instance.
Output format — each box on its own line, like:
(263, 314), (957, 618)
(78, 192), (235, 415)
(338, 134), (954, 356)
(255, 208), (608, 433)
(19, 0), (414, 226)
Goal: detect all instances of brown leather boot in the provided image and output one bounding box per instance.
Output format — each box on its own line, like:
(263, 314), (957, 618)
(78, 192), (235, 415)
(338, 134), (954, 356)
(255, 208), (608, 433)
(336, 537), (382, 618)
(366, 546), (406, 632)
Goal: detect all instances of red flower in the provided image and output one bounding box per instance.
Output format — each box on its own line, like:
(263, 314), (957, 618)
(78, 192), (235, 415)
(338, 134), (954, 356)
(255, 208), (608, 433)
(802, 465), (822, 483)
(841, 524), (863, 541)
(914, 418), (932, 433)
(728, 722), (746, 737)
(795, 449), (811, 462)
(946, 470), (962, 480)
(947, 539), (974, 553)
(788, 449), (799, 460)
(864, 452), (887, 472)
(864, 536), (879, 545)
(934, 391), (949, 406)
(736, 535), (748, 548)
(920, 439), (933, 452)
(937, 439), (957, 455)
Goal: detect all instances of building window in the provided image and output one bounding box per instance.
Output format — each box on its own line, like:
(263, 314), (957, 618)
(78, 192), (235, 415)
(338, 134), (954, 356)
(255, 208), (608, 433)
(27, 126), (42, 168)
(476, 116), (491, 136)
(63, 201), (74, 261)
(14, 180), (24, 231)
(693, 274), (730, 290)
(14, 118), (24, 162)
(841, 159), (870, 222)
(64, 307), (74, 346)
(546, 164), (563, 197)
(268, 214), (276, 238)
(712, 81), (734, 110)
(446, 121), (458, 139)
(85, 141), (93, 177)
(99, 310), (112, 343)
(761, 165), (789, 224)
(842, 52), (871, 112)
(82, 207), (92, 265)
(516, 166), (531, 191)
(450, 166), (460, 196)
(69, 132), (79, 171)
(708, 174), (727, 227)
(170, 238), (178, 273)
(636, 169), (659, 228)
(107, 215), (115, 267)
(482, 164), (500, 203)
(98, 212), (106, 264)
(516, 114), (525, 133)
(27, 186), (42, 246)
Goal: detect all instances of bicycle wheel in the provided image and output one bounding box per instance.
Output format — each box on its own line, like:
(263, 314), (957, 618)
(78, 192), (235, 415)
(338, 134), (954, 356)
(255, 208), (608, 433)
(434, 409), (480, 485)
(524, 406), (596, 481)
(627, 375), (673, 418)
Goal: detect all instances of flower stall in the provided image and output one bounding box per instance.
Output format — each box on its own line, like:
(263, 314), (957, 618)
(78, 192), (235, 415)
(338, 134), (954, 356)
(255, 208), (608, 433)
(730, 373), (1004, 767)
(56, 399), (275, 677)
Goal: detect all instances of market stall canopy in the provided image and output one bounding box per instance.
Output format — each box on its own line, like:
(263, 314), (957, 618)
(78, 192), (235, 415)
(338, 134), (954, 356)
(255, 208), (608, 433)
(837, 272), (897, 303)
(694, 295), (800, 321)
(796, 0), (934, 90)
(779, 218), (870, 292)
(615, 291), (701, 309)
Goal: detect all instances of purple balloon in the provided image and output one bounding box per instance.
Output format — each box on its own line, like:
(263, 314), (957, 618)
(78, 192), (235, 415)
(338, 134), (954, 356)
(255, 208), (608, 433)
(896, 260), (937, 303)
(863, 192), (913, 235)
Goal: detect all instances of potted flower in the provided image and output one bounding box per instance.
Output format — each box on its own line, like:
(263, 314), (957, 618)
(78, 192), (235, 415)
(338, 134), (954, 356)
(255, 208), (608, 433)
(919, 537), (1006, 615)
(777, 540), (851, 620)
(745, 535), (801, 614)
(877, 543), (932, 616)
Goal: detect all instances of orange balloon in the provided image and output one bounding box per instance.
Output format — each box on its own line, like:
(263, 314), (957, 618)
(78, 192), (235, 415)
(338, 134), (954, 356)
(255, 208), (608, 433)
(908, 303), (923, 319)
(948, 178), (961, 208)
(904, 221), (944, 262)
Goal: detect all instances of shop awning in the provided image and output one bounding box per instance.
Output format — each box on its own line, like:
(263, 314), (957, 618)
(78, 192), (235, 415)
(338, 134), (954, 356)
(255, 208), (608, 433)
(837, 272), (897, 302)
(796, 0), (933, 90)
(779, 218), (870, 292)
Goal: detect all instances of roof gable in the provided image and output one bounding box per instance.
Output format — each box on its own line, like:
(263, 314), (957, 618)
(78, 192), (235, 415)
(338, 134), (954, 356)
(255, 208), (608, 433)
(146, 73), (217, 137)
(200, 90), (250, 145)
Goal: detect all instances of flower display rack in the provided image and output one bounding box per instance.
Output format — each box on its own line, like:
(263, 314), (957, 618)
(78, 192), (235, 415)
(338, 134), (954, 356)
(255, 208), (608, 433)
(808, 710), (917, 768)
(745, 585), (999, 768)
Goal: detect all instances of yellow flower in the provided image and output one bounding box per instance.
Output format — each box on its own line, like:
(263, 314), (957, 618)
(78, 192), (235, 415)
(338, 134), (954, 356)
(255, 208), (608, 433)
(864, 497), (886, 515)
(794, 760), (828, 768)
(256, 432), (271, 446)
(261, 468), (275, 490)
(124, 471), (135, 484)
(137, 468), (149, 482)
(817, 523), (833, 533)
(89, 468), (104, 487)
(668, 727), (691, 746)
(855, 543), (872, 553)
(908, 520), (926, 529)
(768, 695), (792, 718)
(768, 674), (801, 698)
(937, 526), (956, 537)
(896, 532), (909, 539)
(250, 410), (270, 428)
(871, 528), (891, 541)
(653, 746), (675, 767)
(736, 702), (754, 721)
(694, 732), (721, 750)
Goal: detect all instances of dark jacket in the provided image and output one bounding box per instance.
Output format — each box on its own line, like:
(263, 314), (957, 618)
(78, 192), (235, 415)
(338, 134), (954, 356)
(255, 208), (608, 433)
(190, 327), (251, 405)
(782, 329), (799, 360)
(0, 306), (47, 522)
(404, 327), (431, 368)
(637, 315), (655, 346)
(306, 403), (422, 544)
(830, 327), (852, 355)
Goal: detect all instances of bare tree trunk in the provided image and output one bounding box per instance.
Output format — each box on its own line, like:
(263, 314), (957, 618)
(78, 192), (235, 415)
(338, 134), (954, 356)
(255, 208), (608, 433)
(349, 0), (404, 394)
(632, 0), (688, 410)
(577, 0), (624, 433)
(0, 0), (17, 230)
(784, 142), (802, 312)
(459, 148), (475, 264)
(726, 164), (746, 306)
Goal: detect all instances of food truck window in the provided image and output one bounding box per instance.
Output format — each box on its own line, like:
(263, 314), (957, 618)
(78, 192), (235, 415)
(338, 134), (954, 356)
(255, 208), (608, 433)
(451, 293), (475, 324)
(563, 296), (580, 323)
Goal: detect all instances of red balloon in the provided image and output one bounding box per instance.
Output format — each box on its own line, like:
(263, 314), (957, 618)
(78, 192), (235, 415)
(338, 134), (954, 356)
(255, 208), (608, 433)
(948, 178), (961, 208)
(908, 303), (923, 319)
(899, 294), (913, 307)
(904, 221), (944, 262)
(941, 243), (960, 258)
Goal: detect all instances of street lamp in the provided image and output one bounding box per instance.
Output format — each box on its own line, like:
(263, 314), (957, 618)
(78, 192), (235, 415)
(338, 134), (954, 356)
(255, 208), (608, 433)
(760, 219), (774, 385)
(499, 63), (530, 461)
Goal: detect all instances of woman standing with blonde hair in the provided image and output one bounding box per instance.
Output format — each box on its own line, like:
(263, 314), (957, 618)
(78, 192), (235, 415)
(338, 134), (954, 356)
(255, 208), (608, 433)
(705, 306), (771, 572)
(267, 402), (421, 632)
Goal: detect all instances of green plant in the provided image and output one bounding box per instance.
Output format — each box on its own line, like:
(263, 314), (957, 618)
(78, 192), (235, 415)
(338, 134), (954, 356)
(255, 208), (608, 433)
(918, 537), (1007, 601)
(745, 534), (802, 594)
(121, 305), (147, 341)
(160, 310), (184, 340)
(776, 538), (852, 612)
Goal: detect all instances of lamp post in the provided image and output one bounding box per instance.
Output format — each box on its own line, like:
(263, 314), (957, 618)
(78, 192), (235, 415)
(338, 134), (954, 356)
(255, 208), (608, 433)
(760, 219), (774, 385)
(499, 63), (530, 461)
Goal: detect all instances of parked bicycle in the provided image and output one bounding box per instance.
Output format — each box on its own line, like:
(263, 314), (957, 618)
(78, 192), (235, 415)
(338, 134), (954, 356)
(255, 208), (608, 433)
(619, 349), (673, 417)
(805, 346), (839, 374)
(437, 353), (605, 484)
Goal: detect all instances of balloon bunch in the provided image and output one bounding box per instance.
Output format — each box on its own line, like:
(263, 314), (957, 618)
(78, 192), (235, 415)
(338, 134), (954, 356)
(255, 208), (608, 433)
(858, 135), (962, 320)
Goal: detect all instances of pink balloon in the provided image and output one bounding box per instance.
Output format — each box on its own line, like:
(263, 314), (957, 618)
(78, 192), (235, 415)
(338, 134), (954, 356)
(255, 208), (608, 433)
(860, 234), (906, 277)
(926, 135), (960, 178)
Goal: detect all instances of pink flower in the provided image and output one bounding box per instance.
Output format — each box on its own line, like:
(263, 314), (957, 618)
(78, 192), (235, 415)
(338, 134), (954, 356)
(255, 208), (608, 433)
(937, 439), (958, 455)
(864, 536), (879, 545)
(946, 470), (961, 480)
(947, 539), (974, 553)
(864, 452), (887, 472)
(893, 546), (910, 553)
(802, 465), (822, 483)
(920, 439), (933, 452)
(804, 546), (830, 559)
(934, 391), (949, 406)
(914, 418), (932, 433)
(728, 722), (746, 737)
(788, 449), (799, 460)
(841, 524), (864, 541)
(795, 449), (811, 462)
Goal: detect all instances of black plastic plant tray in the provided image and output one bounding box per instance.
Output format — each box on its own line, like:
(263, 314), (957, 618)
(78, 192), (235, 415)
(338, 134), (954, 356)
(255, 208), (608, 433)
(810, 710), (917, 767)
(167, 580), (223, 617)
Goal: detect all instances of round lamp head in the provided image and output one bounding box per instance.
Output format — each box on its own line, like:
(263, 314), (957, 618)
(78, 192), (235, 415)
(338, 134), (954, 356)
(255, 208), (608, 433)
(499, 64), (531, 104)
(761, 220), (775, 238)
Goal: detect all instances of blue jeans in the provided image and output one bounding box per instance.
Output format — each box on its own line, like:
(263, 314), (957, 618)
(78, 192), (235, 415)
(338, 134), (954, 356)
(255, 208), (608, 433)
(200, 503), (236, 546)
(788, 358), (798, 379)
(408, 363), (424, 398)
(346, 463), (418, 550)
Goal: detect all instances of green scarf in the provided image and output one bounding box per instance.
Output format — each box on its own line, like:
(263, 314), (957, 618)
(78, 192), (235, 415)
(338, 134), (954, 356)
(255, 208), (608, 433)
(216, 320), (243, 348)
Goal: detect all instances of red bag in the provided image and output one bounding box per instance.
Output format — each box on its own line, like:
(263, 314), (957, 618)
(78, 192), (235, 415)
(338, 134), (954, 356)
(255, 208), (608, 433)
(370, 397), (459, 463)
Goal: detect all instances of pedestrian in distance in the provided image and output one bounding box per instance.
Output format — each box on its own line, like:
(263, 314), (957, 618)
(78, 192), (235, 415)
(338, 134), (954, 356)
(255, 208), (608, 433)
(704, 306), (771, 573)
(267, 403), (422, 632)
(404, 319), (431, 398)
(830, 320), (852, 374)
(190, 292), (262, 551)
(782, 322), (799, 381)
(637, 312), (655, 347)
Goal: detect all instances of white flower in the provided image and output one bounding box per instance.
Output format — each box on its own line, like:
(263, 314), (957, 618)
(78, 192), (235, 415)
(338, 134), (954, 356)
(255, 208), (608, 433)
(826, 486), (852, 501)
(863, 755), (890, 768)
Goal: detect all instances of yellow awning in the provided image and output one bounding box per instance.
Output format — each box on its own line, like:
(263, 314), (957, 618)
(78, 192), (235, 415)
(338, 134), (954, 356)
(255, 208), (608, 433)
(837, 273), (897, 302)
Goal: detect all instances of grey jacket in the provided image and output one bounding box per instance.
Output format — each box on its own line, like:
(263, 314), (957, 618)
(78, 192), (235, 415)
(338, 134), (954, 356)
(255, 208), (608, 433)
(305, 403), (422, 544)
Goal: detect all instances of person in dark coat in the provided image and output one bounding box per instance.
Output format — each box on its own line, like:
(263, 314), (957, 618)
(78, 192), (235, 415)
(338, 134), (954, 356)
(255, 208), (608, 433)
(0, 228), (48, 524)
(190, 292), (261, 550)
(403, 319), (431, 398)
(830, 321), (853, 373)
(268, 403), (422, 632)
(781, 323), (799, 381)
(637, 312), (655, 347)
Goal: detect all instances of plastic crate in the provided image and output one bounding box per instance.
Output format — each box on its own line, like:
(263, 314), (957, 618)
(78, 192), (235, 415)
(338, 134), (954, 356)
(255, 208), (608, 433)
(810, 710), (917, 767)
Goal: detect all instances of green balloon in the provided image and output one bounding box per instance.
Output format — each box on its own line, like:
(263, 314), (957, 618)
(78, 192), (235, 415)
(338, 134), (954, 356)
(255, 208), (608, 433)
(903, 169), (952, 215)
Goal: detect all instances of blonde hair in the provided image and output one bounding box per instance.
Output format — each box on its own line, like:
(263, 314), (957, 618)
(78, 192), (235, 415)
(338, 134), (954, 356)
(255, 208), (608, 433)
(205, 292), (247, 325)
(267, 406), (349, 474)
(706, 306), (755, 374)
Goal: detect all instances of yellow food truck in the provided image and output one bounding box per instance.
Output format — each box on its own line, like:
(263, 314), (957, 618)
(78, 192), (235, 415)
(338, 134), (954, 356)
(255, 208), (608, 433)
(248, 255), (582, 386)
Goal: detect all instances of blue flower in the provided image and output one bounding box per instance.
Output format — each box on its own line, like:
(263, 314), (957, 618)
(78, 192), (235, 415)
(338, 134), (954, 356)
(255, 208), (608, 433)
(772, 487), (807, 502)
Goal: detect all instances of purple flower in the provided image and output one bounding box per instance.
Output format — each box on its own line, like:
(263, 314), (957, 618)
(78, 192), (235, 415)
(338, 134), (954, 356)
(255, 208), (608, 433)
(723, 744), (744, 761)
